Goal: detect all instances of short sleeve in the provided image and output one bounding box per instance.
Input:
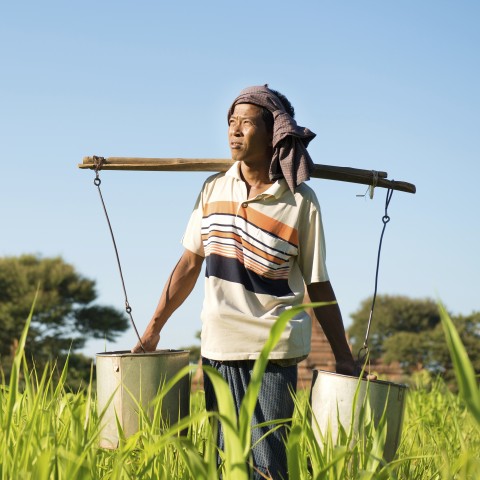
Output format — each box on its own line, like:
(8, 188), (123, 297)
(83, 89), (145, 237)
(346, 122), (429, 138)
(297, 192), (329, 284)
(181, 190), (205, 257)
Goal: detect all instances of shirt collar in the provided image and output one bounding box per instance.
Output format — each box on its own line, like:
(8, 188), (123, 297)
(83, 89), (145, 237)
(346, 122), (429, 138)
(226, 161), (290, 200)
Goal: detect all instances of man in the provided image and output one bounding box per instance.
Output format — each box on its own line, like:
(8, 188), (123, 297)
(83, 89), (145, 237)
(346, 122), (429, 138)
(133, 85), (358, 478)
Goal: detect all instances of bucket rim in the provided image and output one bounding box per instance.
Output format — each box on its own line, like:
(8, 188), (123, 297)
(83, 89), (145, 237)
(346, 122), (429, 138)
(312, 369), (408, 389)
(96, 349), (190, 357)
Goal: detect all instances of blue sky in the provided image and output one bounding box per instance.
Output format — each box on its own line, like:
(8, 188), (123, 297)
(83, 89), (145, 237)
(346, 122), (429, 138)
(1, 1), (479, 358)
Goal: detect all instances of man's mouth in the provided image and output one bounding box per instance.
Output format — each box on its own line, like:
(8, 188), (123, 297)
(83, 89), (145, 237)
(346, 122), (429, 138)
(230, 142), (242, 149)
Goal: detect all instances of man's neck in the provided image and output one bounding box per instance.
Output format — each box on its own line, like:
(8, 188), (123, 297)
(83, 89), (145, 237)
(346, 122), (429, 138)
(239, 161), (273, 199)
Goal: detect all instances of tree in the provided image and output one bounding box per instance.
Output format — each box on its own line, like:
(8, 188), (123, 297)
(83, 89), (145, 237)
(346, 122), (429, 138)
(348, 294), (480, 383)
(0, 254), (129, 384)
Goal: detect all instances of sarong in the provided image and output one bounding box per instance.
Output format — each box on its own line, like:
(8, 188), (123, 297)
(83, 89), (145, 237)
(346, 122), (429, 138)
(203, 357), (297, 479)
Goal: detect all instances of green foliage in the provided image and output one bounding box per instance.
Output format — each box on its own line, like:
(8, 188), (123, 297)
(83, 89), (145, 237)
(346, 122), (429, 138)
(398, 375), (480, 479)
(439, 303), (480, 427)
(348, 295), (440, 358)
(0, 254), (129, 386)
(348, 295), (480, 382)
(1, 301), (480, 478)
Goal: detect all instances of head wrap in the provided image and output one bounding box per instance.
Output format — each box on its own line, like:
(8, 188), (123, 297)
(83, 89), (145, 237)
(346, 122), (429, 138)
(227, 85), (316, 192)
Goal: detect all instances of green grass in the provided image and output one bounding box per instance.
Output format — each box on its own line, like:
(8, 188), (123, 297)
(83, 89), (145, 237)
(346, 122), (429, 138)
(1, 303), (479, 479)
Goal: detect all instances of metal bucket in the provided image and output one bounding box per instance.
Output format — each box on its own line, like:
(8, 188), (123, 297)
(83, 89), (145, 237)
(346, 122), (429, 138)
(310, 370), (407, 462)
(96, 349), (190, 449)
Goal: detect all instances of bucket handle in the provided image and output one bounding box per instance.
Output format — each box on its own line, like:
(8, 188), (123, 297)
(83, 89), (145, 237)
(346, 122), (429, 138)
(357, 187), (394, 366)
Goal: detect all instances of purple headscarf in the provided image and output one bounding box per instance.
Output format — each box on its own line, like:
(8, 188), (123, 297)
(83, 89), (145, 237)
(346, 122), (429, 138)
(228, 85), (316, 192)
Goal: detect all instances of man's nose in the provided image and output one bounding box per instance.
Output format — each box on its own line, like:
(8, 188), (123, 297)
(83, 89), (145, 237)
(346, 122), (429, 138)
(229, 123), (241, 136)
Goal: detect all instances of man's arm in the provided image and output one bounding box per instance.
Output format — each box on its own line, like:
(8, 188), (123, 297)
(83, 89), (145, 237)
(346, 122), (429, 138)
(306, 280), (357, 376)
(131, 249), (204, 353)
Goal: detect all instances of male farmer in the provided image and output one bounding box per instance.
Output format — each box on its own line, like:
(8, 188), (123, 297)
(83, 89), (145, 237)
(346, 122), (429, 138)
(133, 85), (358, 478)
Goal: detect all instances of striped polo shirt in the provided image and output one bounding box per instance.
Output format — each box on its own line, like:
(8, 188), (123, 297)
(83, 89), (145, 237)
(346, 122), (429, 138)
(182, 161), (329, 361)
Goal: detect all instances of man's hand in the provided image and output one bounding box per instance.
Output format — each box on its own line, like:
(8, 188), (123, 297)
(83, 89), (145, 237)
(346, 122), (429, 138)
(335, 358), (359, 376)
(336, 359), (377, 381)
(131, 328), (160, 353)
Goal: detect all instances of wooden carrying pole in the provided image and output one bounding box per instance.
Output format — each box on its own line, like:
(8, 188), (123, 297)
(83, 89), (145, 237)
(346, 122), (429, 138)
(79, 157), (416, 194)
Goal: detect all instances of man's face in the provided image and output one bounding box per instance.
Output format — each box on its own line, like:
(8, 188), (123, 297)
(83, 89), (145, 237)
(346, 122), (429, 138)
(228, 104), (272, 166)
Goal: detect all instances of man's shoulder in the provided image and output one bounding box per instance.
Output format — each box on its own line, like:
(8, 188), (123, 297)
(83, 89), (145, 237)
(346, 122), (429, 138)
(202, 161), (237, 189)
(202, 170), (229, 189)
(294, 182), (320, 202)
(204, 171), (227, 184)
(198, 170), (235, 200)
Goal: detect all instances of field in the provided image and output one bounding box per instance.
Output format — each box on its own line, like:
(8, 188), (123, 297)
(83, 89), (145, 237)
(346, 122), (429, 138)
(1, 305), (479, 479)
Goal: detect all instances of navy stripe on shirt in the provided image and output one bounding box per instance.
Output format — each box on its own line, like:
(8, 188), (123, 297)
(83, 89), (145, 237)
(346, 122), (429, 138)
(205, 254), (294, 297)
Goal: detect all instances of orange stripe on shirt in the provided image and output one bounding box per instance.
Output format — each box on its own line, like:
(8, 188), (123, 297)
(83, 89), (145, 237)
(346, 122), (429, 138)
(202, 230), (286, 266)
(203, 201), (298, 245)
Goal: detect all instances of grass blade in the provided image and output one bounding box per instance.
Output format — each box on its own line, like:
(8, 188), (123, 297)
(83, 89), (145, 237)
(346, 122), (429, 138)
(439, 303), (480, 425)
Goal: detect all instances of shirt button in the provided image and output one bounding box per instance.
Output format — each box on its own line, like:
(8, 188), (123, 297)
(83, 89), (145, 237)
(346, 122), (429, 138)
(242, 202), (248, 208)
